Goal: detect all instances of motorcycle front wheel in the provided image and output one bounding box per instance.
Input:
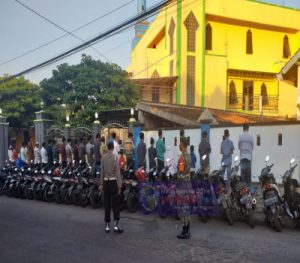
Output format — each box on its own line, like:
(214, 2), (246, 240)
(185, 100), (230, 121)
(247, 209), (255, 228)
(224, 208), (233, 226)
(273, 217), (282, 232)
(89, 190), (102, 209)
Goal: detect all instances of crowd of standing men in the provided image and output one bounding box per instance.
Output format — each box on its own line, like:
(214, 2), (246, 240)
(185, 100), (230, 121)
(6, 125), (254, 239)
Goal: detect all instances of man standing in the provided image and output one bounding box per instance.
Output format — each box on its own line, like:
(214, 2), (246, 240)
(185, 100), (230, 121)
(60, 137), (67, 168)
(94, 133), (101, 175)
(137, 132), (147, 168)
(86, 136), (94, 166)
(238, 123), (254, 185)
(52, 140), (60, 162)
(148, 137), (157, 170)
(156, 129), (166, 173)
(221, 129), (234, 191)
(177, 137), (191, 239)
(198, 131), (211, 174)
(100, 141), (123, 234)
(34, 142), (41, 164)
(41, 142), (48, 167)
(20, 142), (27, 163)
(47, 140), (53, 168)
(111, 132), (120, 156)
(124, 132), (135, 169)
(66, 139), (73, 165)
(78, 138), (86, 164)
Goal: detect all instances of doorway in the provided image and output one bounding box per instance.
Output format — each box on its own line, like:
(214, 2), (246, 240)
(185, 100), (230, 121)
(243, 81), (254, 111)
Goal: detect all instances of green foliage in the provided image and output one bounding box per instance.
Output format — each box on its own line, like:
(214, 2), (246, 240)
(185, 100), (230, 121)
(0, 75), (41, 128)
(40, 54), (138, 126)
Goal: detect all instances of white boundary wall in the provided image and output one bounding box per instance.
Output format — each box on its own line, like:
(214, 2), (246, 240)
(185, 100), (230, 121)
(143, 124), (300, 183)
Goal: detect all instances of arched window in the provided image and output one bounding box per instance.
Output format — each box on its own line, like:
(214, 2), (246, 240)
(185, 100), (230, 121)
(261, 83), (268, 106)
(206, 23), (212, 50)
(283, 35), (291, 58)
(229, 81), (238, 104)
(184, 11), (199, 52)
(168, 18), (175, 55)
(246, 29), (253, 54)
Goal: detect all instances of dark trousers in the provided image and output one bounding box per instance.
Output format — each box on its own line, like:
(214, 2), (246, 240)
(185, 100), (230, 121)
(104, 180), (120, 223)
(157, 159), (164, 174)
(240, 159), (252, 185)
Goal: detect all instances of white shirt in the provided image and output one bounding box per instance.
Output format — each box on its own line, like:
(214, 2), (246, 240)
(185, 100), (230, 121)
(20, 147), (26, 162)
(41, 147), (48, 164)
(8, 149), (14, 162)
(113, 140), (120, 156)
(34, 146), (41, 164)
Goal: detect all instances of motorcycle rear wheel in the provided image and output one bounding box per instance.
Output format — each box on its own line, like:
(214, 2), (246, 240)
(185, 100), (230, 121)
(224, 208), (233, 225)
(127, 192), (137, 213)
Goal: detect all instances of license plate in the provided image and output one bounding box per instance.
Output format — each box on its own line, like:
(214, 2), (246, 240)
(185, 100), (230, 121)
(264, 196), (278, 206)
(240, 194), (252, 205)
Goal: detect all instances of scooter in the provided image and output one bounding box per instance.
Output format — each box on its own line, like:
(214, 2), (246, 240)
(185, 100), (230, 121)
(259, 155), (283, 232)
(230, 156), (257, 228)
(281, 158), (300, 226)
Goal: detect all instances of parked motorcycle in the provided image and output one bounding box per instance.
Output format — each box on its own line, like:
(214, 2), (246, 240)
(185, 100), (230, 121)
(230, 156), (256, 228)
(120, 168), (138, 212)
(210, 163), (234, 225)
(259, 155), (283, 232)
(281, 158), (300, 226)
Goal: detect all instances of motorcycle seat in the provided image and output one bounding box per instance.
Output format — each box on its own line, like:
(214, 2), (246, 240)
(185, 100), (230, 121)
(295, 187), (300, 193)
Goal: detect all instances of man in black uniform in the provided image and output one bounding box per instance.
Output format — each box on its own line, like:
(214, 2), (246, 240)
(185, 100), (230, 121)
(100, 141), (123, 234)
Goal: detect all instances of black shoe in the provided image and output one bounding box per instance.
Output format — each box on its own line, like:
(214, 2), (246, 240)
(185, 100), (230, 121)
(114, 225), (124, 234)
(105, 223), (110, 233)
(177, 226), (190, 239)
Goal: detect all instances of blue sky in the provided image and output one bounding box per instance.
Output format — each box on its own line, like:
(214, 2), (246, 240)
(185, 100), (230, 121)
(0, 0), (299, 84)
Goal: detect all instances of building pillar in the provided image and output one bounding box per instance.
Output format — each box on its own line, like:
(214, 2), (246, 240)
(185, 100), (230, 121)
(0, 113), (9, 168)
(34, 111), (53, 146)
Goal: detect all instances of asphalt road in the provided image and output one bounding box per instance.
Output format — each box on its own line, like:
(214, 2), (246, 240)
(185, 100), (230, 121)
(1, 196), (300, 263)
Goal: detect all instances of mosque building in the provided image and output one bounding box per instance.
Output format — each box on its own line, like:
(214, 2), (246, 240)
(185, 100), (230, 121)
(128, 0), (300, 120)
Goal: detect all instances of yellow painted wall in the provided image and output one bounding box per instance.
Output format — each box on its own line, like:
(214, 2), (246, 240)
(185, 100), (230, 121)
(278, 81), (297, 118)
(205, 54), (227, 110)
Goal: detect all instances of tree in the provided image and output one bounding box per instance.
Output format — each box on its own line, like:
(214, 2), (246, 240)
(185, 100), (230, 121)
(0, 75), (41, 128)
(40, 55), (138, 126)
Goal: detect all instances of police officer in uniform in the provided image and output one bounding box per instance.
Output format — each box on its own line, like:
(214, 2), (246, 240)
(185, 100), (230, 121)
(100, 141), (123, 233)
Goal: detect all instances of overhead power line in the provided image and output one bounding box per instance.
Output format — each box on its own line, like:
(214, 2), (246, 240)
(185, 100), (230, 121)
(14, 0), (110, 62)
(0, 0), (179, 84)
(0, 0), (134, 67)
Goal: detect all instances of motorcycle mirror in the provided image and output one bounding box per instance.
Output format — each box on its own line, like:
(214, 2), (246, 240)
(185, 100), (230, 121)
(290, 158), (296, 165)
(234, 156), (239, 162)
(265, 156), (270, 162)
(202, 155), (207, 160)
